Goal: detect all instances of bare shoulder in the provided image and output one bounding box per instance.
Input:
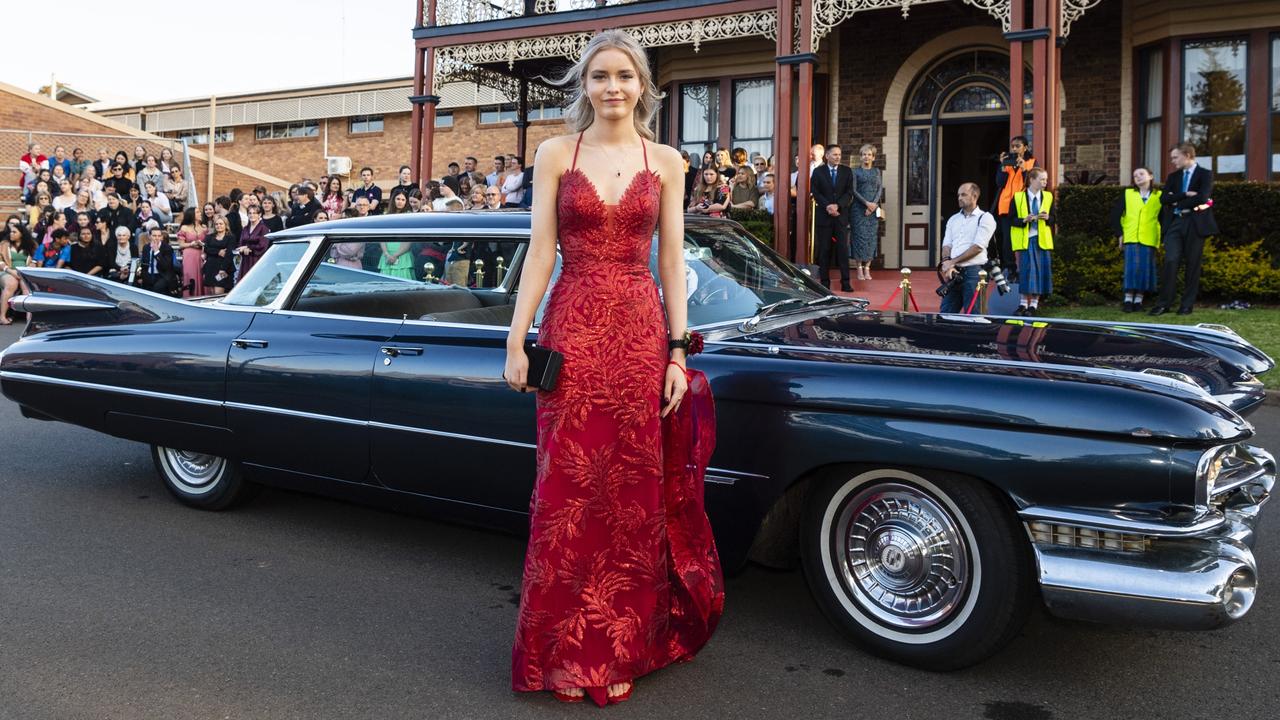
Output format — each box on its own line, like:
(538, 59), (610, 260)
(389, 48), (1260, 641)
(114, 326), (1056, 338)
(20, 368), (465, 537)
(533, 134), (578, 175)
(647, 141), (683, 179)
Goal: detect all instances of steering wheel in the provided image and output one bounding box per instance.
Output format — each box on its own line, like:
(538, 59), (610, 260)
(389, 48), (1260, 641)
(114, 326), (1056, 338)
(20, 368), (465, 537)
(689, 274), (738, 306)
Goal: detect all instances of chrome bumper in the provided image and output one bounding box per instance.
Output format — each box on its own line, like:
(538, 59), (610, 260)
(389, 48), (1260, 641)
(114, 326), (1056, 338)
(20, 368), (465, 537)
(1025, 446), (1274, 630)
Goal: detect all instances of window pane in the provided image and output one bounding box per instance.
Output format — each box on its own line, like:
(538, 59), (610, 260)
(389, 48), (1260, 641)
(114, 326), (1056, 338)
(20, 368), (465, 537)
(1141, 47), (1163, 119)
(435, 110), (453, 128)
(1142, 121), (1163, 174)
(1185, 115), (1247, 179)
(480, 104), (516, 124)
(222, 242), (310, 307)
(943, 85), (1006, 113)
(1273, 36), (1280, 111)
(908, 76), (939, 116)
(732, 78), (773, 140)
(1184, 39), (1247, 114)
(905, 128), (930, 205)
(680, 83), (718, 144)
(1271, 114), (1280, 179)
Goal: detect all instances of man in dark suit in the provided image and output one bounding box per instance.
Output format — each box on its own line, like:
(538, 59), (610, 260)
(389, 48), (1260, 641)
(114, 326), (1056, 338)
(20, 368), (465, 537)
(137, 227), (179, 296)
(810, 144), (855, 291)
(1151, 142), (1218, 316)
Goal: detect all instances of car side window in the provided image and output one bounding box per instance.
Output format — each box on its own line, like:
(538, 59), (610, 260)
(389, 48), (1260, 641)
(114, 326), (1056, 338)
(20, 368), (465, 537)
(221, 241), (310, 307)
(289, 238), (518, 326)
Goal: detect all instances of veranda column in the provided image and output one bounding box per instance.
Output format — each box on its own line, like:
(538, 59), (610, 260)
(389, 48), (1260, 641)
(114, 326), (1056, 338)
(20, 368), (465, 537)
(410, 45), (426, 189)
(515, 78), (530, 163)
(1007, 0), (1024, 142)
(772, 0), (796, 260)
(793, 0), (816, 267)
(1029, 0), (1061, 179)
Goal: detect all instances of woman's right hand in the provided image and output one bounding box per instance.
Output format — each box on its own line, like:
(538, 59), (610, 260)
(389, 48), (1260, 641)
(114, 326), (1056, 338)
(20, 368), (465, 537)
(504, 345), (530, 393)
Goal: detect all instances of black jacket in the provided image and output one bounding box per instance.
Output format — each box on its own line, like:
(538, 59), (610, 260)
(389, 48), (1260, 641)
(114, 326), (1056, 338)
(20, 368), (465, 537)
(287, 199), (322, 228)
(1161, 165), (1219, 237)
(810, 164), (855, 230)
(98, 204), (136, 234)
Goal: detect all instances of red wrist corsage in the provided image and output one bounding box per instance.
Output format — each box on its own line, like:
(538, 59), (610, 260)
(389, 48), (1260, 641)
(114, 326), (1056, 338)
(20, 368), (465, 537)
(688, 330), (705, 356)
(1192, 198), (1214, 213)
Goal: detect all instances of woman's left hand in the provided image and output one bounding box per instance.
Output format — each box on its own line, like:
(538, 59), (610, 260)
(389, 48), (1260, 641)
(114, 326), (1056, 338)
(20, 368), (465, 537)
(660, 362), (688, 418)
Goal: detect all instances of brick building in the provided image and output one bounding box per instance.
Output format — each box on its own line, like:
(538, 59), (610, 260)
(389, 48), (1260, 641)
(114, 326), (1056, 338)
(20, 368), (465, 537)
(410, 0), (1280, 268)
(0, 81), (289, 214)
(93, 78), (568, 190)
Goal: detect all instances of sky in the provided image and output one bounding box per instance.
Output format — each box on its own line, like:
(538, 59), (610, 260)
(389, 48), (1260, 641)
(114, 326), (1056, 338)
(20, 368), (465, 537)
(0, 0), (413, 107)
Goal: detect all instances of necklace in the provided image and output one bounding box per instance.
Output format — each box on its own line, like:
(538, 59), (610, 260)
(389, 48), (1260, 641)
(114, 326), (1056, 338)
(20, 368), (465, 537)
(587, 137), (639, 177)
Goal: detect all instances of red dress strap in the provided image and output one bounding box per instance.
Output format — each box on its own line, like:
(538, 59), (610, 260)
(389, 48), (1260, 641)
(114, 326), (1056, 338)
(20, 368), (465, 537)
(571, 131), (584, 171)
(641, 138), (649, 172)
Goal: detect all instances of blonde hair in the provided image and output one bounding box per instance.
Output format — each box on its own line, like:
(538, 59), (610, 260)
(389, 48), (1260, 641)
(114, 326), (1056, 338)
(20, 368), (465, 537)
(548, 29), (662, 141)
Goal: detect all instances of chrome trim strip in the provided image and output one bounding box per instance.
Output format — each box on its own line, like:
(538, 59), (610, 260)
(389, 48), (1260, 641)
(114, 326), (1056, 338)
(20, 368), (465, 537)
(271, 309), (410, 325)
(224, 401), (366, 426)
(704, 475), (738, 485)
(0, 371), (223, 406)
(705, 466), (770, 479)
(369, 420), (536, 449)
(706, 338), (1228, 402)
(1018, 505), (1225, 537)
(9, 294), (118, 313)
(272, 227), (533, 240)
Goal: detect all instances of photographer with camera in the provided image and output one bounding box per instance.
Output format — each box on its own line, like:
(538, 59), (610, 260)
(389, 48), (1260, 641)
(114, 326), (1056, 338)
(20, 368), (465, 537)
(994, 136), (1035, 280)
(938, 182), (996, 314)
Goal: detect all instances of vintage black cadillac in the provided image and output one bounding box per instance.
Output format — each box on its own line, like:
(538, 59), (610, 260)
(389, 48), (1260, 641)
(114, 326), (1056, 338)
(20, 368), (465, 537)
(2, 212), (1273, 670)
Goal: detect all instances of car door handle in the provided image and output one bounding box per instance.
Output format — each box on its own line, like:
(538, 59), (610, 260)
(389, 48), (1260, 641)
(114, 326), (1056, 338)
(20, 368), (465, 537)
(380, 346), (424, 357)
(232, 339), (269, 349)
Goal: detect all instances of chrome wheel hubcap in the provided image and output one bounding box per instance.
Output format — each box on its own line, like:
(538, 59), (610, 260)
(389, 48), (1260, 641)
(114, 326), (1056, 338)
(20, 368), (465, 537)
(836, 482), (970, 630)
(161, 447), (224, 494)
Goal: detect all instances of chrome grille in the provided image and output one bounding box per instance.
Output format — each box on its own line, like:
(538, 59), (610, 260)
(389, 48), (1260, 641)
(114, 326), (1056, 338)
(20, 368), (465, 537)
(1026, 522), (1150, 553)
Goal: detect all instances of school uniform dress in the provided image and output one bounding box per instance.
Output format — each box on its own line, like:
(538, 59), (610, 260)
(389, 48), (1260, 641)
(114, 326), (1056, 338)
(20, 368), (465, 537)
(1010, 189), (1055, 296)
(1111, 188), (1161, 293)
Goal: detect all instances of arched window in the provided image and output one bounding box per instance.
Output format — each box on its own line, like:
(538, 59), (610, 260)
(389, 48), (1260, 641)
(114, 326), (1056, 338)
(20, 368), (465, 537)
(905, 49), (1032, 120)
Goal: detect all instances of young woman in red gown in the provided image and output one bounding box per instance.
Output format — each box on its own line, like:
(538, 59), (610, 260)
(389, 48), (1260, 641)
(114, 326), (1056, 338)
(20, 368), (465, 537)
(503, 29), (724, 707)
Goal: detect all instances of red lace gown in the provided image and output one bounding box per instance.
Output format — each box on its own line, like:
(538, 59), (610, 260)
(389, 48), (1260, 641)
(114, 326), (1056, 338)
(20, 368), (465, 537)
(512, 132), (724, 705)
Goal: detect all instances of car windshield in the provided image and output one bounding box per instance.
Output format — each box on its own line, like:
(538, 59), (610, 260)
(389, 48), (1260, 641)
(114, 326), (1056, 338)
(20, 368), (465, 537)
(535, 222), (830, 328)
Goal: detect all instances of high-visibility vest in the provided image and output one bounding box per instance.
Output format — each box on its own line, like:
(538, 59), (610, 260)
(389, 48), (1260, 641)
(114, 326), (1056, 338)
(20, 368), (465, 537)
(1120, 187), (1161, 248)
(997, 157), (1036, 215)
(1011, 190), (1054, 251)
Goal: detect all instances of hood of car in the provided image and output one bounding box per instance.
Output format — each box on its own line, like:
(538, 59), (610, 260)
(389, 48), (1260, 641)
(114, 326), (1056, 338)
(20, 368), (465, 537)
(723, 308), (1269, 408)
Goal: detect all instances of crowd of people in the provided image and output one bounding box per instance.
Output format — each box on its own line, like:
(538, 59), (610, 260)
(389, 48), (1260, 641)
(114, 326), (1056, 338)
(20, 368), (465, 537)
(2, 143), (545, 322)
(2, 136), (1217, 323)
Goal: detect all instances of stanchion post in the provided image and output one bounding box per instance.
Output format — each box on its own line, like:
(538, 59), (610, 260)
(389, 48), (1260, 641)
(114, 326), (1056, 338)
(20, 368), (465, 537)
(900, 268), (912, 313)
(977, 270), (989, 315)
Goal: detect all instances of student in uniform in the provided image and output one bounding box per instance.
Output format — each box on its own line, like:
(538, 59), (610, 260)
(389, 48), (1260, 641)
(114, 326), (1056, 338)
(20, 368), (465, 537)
(1008, 167), (1055, 316)
(1111, 167), (1161, 313)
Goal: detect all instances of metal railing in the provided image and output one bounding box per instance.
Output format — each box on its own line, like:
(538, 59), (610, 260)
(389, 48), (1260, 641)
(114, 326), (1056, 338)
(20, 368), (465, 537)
(1, 129), (187, 203)
(425, 0), (644, 26)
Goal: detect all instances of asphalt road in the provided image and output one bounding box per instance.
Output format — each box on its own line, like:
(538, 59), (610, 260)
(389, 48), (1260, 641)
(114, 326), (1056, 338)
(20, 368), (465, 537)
(0, 322), (1277, 720)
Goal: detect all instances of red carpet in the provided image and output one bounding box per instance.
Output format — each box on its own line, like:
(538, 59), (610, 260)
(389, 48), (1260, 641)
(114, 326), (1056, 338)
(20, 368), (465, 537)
(825, 268), (942, 313)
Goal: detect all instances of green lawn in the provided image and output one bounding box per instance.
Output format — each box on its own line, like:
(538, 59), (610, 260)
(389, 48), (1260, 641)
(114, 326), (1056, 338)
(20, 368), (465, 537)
(1046, 305), (1280, 389)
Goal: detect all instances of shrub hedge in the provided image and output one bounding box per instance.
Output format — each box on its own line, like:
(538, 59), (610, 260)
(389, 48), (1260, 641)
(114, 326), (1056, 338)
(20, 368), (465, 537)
(1049, 181), (1280, 302)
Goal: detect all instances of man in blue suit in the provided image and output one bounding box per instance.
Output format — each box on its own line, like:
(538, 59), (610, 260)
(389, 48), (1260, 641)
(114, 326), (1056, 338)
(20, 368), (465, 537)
(1151, 142), (1218, 316)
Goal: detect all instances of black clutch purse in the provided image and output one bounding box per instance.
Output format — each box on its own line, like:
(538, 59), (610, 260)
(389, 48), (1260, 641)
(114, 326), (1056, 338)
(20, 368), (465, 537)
(524, 342), (563, 392)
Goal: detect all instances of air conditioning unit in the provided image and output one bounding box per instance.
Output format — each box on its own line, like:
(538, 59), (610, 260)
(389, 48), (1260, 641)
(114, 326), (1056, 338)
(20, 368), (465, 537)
(326, 156), (352, 176)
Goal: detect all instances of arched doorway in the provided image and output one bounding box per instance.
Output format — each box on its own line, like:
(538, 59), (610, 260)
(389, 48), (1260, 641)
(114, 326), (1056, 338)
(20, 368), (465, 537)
(899, 48), (1032, 267)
